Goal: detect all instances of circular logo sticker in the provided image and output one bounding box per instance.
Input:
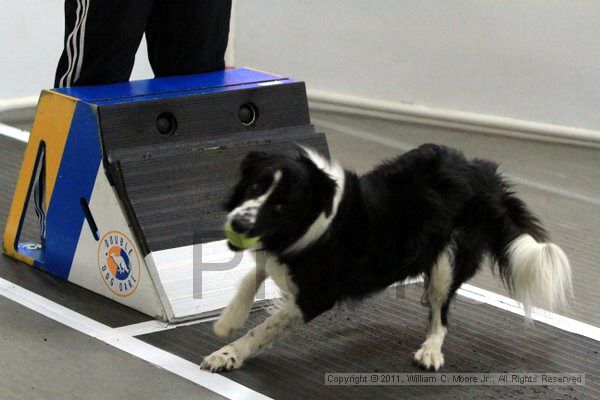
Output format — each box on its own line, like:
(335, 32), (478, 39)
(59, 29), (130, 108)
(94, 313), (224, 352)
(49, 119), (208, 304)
(97, 230), (140, 297)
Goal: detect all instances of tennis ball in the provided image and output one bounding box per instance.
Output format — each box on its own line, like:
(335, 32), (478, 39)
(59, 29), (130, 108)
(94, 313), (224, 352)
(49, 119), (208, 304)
(224, 222), (260, 249)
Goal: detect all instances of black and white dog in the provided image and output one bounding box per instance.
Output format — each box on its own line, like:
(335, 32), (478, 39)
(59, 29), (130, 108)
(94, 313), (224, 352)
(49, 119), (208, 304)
(201, 144), (572, 372)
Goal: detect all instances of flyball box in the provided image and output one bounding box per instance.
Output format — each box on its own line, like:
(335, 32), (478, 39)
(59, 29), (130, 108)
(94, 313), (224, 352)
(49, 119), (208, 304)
(3, 68), (329, 321)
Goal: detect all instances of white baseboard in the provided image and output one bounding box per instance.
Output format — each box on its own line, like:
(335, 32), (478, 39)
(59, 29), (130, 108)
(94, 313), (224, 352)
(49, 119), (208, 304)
(0, 96), (38, 113)
(0, 122), (30, 142)
(308, 89), (600, 149)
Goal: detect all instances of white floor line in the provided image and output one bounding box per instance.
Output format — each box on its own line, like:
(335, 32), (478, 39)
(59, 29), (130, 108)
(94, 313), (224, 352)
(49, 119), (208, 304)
(402, 277), (599, 342)
(313, 118), (600, 207)
(110, 275), (600, 344)
(0, 277), (111, 337)
(1, 267), (598, 400)
(109, 315), (220, 339)
(457, 284), (600, 342)
(0, 277), (271, 400)
(107, 319), (171, 339)
(0, 122), (30, 143)
(414, 277), (599, 342)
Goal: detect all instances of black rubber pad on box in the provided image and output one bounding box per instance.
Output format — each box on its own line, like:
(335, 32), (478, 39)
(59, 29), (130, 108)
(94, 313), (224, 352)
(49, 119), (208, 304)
(106, 127), (328, 254)
(97, 82), (329, 254)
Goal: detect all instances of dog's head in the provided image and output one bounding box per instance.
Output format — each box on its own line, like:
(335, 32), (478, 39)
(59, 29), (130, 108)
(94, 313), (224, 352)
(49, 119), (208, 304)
(224, 147), (345, 253)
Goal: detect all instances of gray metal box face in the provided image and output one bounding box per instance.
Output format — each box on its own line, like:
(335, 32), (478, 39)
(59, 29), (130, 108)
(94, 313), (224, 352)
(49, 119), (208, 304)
(98, 81), (329, 254)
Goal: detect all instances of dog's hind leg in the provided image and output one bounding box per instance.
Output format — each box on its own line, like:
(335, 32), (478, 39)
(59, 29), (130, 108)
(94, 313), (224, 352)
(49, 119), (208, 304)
(414, 248), (453, 371)
(213, 251), (268, 338)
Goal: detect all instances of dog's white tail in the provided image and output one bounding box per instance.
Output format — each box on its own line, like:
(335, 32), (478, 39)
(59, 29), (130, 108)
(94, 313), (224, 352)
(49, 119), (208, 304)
(507, 234), (572, 317)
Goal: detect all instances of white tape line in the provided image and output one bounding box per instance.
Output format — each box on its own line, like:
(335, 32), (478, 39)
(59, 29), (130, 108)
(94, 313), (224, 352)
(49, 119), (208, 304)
(457, 283), (600, 342)
(113, 275), (599, 344)
(104, 335), (271, 400)
(0, 277), (271, 400)
(108, 315), (220, 339)
(105, 319), (171, 339)
(405, 278), (599, 341)
(0, 278), (110, 336)
(0, 122), (30, 143)
(313, 118), (600, 206)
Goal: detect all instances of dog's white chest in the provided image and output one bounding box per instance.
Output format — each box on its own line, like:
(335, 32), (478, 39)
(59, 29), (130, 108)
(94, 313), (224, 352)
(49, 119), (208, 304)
(262, 252), (298, 296)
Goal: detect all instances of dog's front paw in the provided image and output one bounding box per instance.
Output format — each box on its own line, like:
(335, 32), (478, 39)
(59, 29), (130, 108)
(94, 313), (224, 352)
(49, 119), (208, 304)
(201, 345), (243, 373)
(414, 344), (445, 371)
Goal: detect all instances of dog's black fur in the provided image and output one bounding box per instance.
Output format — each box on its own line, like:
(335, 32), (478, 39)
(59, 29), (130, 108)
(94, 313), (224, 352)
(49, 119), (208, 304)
(204, 143), (571, 372)
(225, 143), (547, 324)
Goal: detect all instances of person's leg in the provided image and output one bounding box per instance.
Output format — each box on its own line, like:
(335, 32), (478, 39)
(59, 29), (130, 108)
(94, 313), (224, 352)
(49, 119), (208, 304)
(54, 0), (154, 87)
(146, 0), (232, 77)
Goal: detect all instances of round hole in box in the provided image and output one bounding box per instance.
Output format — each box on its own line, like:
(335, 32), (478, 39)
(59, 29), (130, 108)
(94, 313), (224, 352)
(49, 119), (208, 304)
(156, 112), (177, 135)
(239, 103), (258, 126)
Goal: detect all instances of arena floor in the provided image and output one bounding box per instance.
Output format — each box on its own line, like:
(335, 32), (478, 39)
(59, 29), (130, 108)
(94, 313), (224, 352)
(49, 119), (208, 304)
(0, 109), (598, 399)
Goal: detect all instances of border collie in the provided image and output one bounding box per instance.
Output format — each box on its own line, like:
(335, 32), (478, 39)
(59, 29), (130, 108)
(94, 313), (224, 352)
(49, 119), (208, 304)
(201, 144), (572, 372)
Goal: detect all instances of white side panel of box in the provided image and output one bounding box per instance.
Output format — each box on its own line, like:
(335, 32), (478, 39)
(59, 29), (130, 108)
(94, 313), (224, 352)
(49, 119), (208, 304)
(68, 165), (166, 319)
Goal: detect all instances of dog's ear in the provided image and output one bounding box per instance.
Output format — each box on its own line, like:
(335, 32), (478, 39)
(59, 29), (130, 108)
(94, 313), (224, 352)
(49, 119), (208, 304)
(297, 149), (336, 217)
(224, 180), (247, 212)
(224, 151), (271, 211)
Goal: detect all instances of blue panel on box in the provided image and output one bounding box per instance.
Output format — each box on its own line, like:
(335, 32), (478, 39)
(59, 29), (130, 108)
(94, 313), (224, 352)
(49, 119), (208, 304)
(92, 80), (296, 107)
(43, 102), (103, 279)
(53, 68), (286, 104)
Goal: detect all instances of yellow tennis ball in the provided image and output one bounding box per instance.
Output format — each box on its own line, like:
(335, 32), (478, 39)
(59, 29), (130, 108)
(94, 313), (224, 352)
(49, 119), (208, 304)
(224, 222), (260, 249)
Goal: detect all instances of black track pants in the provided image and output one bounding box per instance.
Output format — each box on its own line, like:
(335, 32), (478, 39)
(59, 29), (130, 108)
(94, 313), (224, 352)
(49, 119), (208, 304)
(54, 0), (232, 87)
